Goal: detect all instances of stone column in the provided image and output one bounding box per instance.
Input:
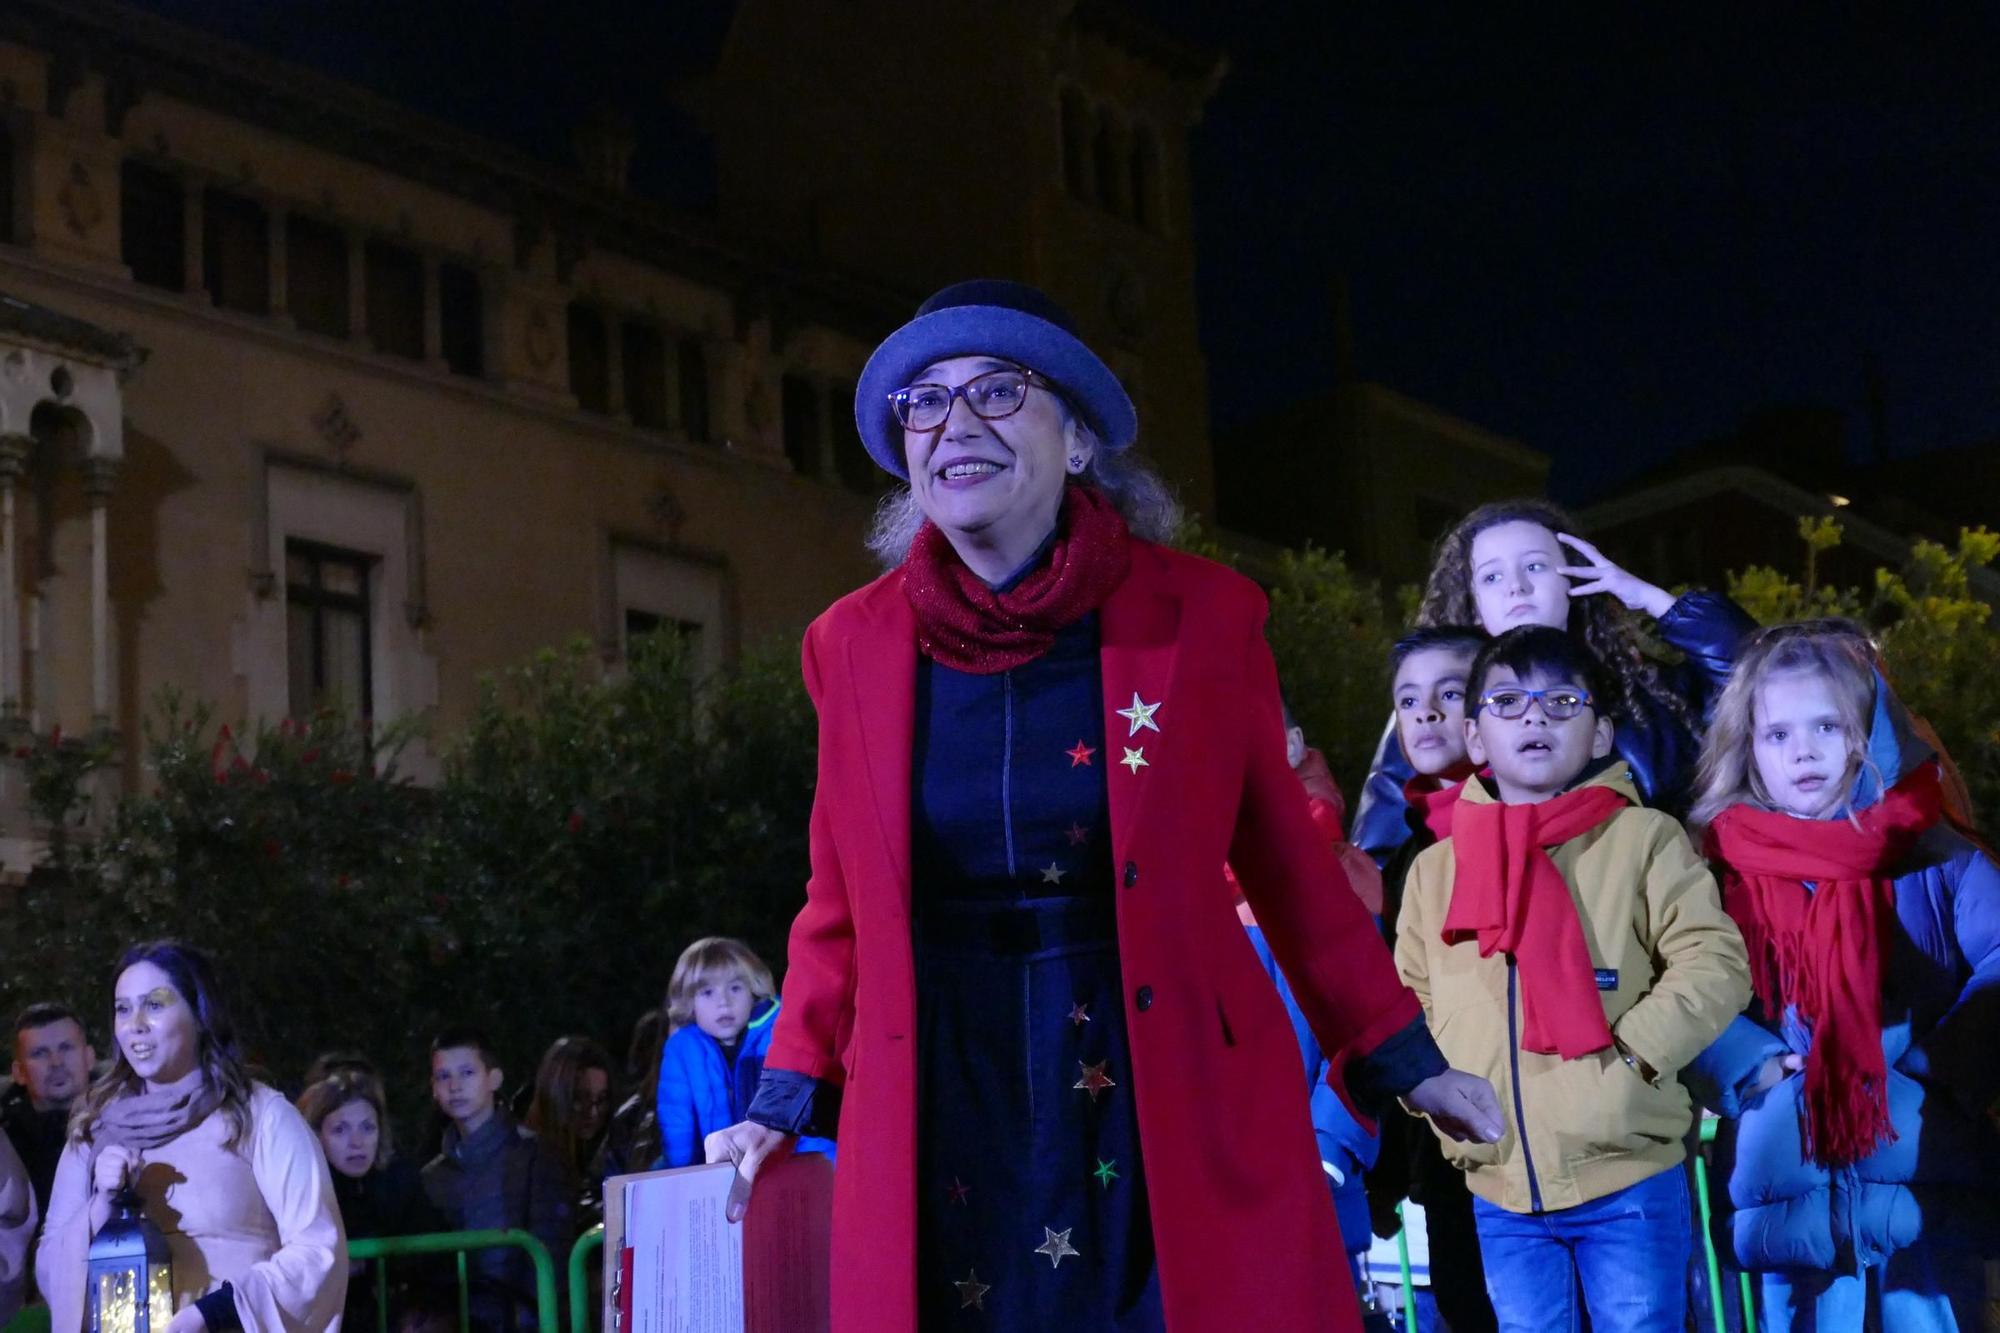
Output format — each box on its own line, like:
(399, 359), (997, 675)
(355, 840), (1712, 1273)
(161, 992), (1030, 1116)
(267, 205), (291, 326)
(605, 310), (627, 421)
(181, 180), (206, 300)
(0, 435), (27, 724)
(422, 254), (446, 370)
(84, 458), (116, 734)
(346, 229), (370, 346)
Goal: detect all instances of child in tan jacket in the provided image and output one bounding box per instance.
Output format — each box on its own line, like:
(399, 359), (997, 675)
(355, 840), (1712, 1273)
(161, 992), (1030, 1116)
(1395, 625), (1749, 1333)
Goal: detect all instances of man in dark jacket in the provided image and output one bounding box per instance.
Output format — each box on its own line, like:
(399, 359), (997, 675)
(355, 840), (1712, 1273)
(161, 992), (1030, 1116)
(2, 1002), (93, 1213)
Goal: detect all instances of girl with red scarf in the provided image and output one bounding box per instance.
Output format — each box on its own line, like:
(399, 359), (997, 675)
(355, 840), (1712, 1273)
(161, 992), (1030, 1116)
(1685, 620), (2000, 1333)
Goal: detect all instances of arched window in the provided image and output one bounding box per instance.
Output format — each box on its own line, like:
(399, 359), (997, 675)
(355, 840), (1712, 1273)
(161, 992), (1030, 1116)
(1060, 88), (1092, 201)
(1130, 126), (1162, 232)
(1093, 108), (1126, 218)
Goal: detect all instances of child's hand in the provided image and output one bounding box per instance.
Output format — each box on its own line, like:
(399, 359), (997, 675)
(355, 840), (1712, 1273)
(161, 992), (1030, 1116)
(1403, 1069), (1505, 1144)
(1556, 532), (1678, 619)
(1754, 1053), (1805, 1098)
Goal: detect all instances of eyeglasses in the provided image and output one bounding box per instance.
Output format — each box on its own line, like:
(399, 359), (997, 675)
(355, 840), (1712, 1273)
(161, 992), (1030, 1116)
(889, 367), (1050, 432)
(1474, 686), (1594, 721)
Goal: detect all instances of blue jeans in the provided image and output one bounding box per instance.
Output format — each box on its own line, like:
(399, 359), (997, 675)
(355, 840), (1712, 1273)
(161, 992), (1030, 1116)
(1473, 1167), (1690, 1333)
(1760, 1241), (1990, 1332)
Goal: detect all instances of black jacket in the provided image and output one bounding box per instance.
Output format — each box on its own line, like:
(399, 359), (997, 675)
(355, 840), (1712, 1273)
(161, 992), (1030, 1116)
(0, 1083), (66, 1217)
(421, 1113), (573, 1323)
(334, 1156), (449, 1327)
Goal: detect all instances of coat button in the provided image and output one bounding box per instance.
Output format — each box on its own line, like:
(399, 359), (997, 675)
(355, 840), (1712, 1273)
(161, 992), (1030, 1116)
(1135, 985), (1153, 1011)
(1122, 861), (1139, 888)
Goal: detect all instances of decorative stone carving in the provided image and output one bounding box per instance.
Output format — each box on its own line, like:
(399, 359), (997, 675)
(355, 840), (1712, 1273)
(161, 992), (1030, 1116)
(525, 308), (557, 371)
(57, 161), (102, 238)
(311, 393), (362, 460)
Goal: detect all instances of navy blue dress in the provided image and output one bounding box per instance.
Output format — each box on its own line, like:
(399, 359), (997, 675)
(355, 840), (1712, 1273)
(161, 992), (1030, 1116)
(909, 613), (1163, 1331)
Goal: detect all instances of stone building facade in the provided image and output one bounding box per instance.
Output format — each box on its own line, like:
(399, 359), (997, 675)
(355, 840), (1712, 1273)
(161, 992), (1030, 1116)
(0, 0), (1222, 853)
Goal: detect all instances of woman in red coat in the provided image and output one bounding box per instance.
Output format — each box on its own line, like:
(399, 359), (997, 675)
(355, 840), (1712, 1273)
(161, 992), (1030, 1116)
(708, 281), (1500, 1333)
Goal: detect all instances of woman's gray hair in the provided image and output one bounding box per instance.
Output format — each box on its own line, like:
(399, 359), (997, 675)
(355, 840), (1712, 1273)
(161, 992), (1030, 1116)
(863, 417), (1183, 569)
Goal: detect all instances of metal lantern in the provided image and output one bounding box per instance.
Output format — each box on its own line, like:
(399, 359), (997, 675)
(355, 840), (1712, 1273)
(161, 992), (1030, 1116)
(87, 1185), (174, 1333)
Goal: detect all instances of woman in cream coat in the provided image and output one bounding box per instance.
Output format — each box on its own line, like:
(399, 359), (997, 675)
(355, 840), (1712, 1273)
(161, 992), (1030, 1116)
(37, 940), (344, 1332)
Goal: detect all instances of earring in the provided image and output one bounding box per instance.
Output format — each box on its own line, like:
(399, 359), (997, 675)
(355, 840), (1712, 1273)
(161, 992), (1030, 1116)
(1067, 454), (1086, 473)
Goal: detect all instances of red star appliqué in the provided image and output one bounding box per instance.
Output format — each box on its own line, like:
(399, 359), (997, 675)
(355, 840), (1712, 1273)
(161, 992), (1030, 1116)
(1065, 740), (1096, 767)
(1066, 822), (1089, 846)
(946, 1177), (971, 1206)
(1073, 1060), (1116, 1102)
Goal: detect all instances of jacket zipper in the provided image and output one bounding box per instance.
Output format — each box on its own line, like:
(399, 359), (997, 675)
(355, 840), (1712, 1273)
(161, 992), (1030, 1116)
(1507, 957), (1544, 1213)
(1001, 671), (1017, 878)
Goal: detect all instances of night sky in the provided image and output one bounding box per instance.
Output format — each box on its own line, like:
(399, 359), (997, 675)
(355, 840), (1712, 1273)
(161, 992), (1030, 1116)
(126, 1), (2000, 503)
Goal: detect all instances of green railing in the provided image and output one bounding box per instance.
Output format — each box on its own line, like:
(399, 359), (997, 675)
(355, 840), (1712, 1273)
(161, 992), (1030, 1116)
(1695, 1116), (1759, 1333)
(5, 1137), (1759, 1333)
(348, 1227), (560, 1333)
(570, 1224), (605, 1333)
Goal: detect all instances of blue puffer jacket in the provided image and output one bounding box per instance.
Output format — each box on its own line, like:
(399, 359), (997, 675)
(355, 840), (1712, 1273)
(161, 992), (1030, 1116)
(1245, 923), (1379, 1254)
(656, 999), (835, 1168)
(1352, 590), (1755, 863)
(1684, 681), (2000, 1274)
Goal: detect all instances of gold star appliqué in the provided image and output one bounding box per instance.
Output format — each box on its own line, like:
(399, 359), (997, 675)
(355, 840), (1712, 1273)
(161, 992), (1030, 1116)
(1120, 746), (1148, 773)
(1068, 1002), (1090, 1027)
(955, 1269), (990, 1310)
(1073, 1059), (1116, 1102)
(1116, 692), (1162, 736)
(1065, 740), (1096, 767)
(1034, 1227), (1079, 1269)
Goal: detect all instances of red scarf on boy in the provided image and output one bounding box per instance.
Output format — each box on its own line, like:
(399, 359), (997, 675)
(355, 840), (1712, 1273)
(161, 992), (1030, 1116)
(1404, 767), (1473, 841)
(1705, 762), (1942, 1167)
(1442, 784), (1628, 1058)
(902, 484), (1131, 674)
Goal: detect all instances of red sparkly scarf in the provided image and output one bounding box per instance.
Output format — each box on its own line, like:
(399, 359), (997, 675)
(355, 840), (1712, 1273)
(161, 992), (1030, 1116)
(1404, 766), (1474, 841)
(1705, 763), (1942, 1166)
(1443, 784), (1629, 1058)
(902, 484), (1131, 673)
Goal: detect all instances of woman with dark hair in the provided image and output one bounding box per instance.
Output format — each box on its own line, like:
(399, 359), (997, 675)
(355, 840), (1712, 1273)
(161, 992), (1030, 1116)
(1350, 496), (1754, 863)
(35, 940), (345, 1332)
(524, 1036), (618, 1228)
(704, 281), (1501, 1333)
(299, 1069), (445, 1331)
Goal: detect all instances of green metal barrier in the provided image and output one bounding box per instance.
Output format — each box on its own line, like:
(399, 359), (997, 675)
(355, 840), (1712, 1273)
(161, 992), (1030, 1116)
(348, 1227), (559, 1333)
(0, 1306), (48, 1333)
(1393, 1201), (1417, 1333)
(1695, 1116), (1759, 1333)
(569, 1224), (605, 1333)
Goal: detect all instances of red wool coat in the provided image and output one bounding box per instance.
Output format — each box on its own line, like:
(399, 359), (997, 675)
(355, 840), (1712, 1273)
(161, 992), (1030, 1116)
(766, 539), (1422, 1333)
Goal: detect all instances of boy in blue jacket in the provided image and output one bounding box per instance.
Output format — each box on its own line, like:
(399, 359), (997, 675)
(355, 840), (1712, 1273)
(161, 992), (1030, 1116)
(655, 937), (833, 1168)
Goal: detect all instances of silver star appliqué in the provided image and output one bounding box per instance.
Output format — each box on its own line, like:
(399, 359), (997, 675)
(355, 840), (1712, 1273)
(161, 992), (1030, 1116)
(1116, 692), (1162, 736)
(1034, 1226), (1079, 1269)
(1120, 746), (1148, 773)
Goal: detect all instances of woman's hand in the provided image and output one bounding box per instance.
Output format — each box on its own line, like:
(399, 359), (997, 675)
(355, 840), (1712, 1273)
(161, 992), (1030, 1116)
(163, 1306), (207, 1333)
(1557, 531), (1678, 619)
(91, 1145), (137, 1196)
(704, 1121), (796, 1223)
(1403, 1069), (1505, 1144)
